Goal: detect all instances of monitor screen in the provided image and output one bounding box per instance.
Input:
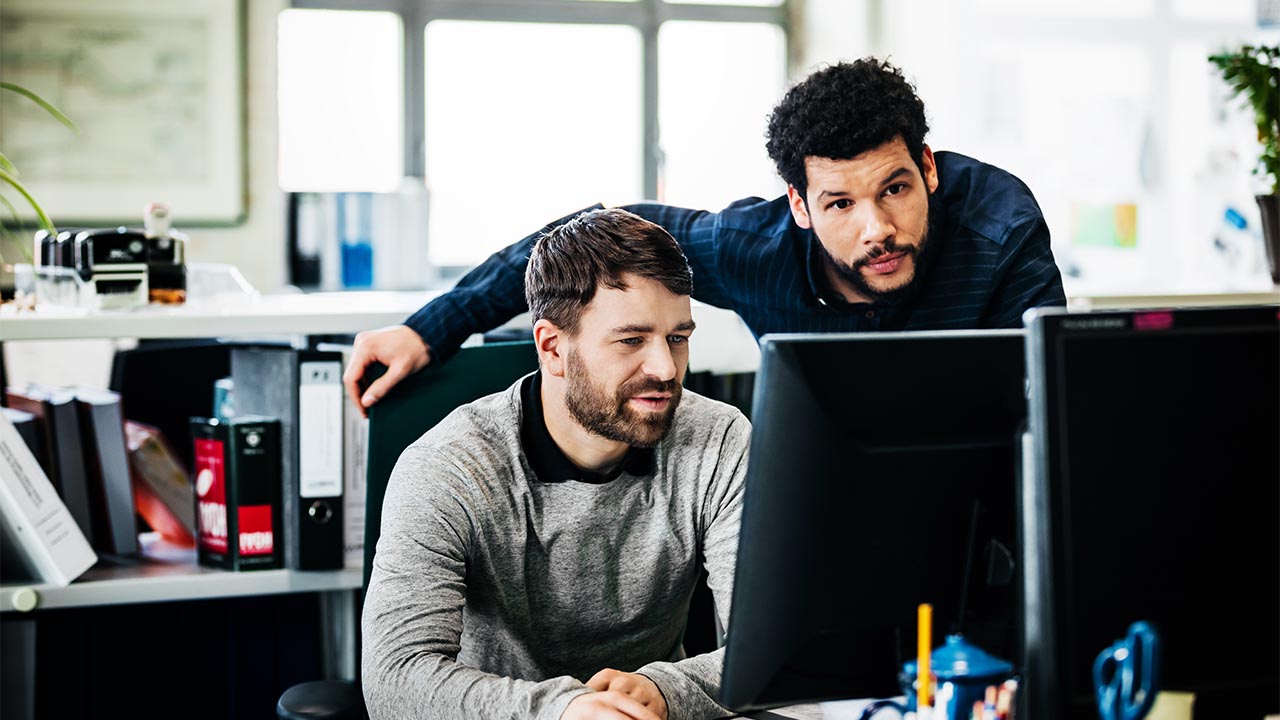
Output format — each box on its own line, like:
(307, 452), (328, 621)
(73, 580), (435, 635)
(719, 330), (1027, 711)
(1023, 306), (1280, 719)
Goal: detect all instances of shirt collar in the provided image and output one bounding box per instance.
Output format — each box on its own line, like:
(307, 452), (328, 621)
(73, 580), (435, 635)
(520, 372), (656, 484)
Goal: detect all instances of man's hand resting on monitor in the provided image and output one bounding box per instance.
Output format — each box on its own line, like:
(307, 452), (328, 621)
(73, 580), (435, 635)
(343, 324), (432, 418)
(579, 669), (668, 720)
(562, 687), (664, 720)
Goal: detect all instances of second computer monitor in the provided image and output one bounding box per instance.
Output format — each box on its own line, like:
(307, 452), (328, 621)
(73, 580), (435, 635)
(1022, 305), (1280, 719)
(719, 330), (1027, 711)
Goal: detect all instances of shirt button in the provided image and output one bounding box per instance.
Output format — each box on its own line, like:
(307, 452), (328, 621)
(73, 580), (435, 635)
(865, 310), (875, 319)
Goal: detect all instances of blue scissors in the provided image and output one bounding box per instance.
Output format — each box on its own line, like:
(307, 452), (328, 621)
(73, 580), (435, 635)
(1093, 621), (1162, 720)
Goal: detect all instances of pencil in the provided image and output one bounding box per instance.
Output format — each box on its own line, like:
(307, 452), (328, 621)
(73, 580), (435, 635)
(918, 603), (932, 710)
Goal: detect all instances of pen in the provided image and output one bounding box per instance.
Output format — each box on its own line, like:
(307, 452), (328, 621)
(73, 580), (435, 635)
(918, 603), (932, 711)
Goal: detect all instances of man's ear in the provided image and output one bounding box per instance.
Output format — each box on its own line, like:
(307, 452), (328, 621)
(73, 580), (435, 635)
(921, 144), (939, 195)
(787, 185), (813, 229)
(533, 319), (567, 377)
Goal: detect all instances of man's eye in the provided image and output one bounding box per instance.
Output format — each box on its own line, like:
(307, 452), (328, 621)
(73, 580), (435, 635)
(884, 183), (908, 196)
(668, 335), (689, 345)
(828, 198), (853, 210)
(619, 337), (644, 346)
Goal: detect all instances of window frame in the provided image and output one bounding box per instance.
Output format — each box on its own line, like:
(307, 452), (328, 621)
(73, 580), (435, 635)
(289, 0), (792, 204)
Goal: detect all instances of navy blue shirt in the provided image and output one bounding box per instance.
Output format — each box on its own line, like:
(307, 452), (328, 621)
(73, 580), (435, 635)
(406, 151), (1065, 364)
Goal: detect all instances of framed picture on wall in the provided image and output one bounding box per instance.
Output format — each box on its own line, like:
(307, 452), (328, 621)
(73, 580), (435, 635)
(0, 0), (245, 226)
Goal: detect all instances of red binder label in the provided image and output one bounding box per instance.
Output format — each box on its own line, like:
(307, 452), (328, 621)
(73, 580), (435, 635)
(194, 438), (228, 553)
(238, 505), (275, 556)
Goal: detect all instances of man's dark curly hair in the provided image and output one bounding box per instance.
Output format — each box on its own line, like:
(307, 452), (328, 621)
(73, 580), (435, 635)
(766, 58), (930, 199)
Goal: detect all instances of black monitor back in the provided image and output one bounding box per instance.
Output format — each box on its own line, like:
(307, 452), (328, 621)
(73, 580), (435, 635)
(720, 330), (1027, 711)
(1022, 306), (1280, 719)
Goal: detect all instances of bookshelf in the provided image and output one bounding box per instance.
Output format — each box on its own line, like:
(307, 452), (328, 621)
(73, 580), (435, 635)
(0, 290), (473, 699)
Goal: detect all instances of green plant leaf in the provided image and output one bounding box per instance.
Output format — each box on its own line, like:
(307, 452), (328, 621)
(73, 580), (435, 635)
(0, 191), (19, 224)
(0, 168), (57, 234)
(1209, 44), (1280, 194)
(0, 81), (80, 133)
(0, 149), (16, 176)
(0, 194), (33, 266)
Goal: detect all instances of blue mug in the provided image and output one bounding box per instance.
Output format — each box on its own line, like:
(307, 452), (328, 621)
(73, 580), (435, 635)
(890, 635), (1014, 720)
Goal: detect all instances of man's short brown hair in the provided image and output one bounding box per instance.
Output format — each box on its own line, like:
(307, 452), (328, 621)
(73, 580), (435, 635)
(525, 208), (693, 335)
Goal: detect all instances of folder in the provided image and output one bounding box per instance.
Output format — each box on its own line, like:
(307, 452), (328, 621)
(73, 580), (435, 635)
(190, 416), (283, 571)
(73, 387), (139, 557)
(231, 347), (345, 570)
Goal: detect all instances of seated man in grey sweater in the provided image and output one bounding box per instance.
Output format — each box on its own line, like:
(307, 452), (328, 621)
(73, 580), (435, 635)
(362, 208), (751, 720)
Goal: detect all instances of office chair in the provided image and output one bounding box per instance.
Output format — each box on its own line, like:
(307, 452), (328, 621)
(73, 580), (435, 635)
(276, 341), (539, 720)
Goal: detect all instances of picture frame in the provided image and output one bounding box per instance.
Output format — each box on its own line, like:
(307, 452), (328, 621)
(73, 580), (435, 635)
(0, 0), (245, 226)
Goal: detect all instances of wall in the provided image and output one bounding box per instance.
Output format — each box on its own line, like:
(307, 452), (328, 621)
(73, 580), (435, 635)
(796, 0), (876, 74)
(4, 0), (287, 391)
(187, 0), (288, 294)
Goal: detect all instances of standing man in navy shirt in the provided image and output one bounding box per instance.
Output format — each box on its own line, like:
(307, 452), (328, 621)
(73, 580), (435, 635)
(343, 58), (1065, 414)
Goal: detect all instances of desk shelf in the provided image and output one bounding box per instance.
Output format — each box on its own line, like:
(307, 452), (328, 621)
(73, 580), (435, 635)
(0, 291), (438, 341)
(0, 553), (361, 613)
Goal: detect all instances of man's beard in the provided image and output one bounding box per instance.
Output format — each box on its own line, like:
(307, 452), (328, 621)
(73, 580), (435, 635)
(819, 195), (941, 303)
(564, 348), (682, 448)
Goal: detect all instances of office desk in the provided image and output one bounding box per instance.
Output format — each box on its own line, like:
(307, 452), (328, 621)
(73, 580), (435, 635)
(743, 699), (895, 719)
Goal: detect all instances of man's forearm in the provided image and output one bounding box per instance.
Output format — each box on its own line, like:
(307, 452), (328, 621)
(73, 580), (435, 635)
(636, 648), (730, 720)
(363, 649), (590, 720)
(403, 204), (604, 364)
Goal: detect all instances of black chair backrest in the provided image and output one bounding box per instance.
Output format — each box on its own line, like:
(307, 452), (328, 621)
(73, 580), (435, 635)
(362, 341), (538, 588)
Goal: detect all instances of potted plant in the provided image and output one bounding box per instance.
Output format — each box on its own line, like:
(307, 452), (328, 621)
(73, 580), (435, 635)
(1209, 44), (1279, 285)
(0, 81), (78, 301)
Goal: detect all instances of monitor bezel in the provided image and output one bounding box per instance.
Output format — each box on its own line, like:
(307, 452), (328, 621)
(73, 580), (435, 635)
(1019, 302), (1280, 719)
(720, 327), (1029, 711)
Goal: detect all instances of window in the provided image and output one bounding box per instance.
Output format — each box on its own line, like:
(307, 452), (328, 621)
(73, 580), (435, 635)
(658, 21), (787, 210)
(280, 0), (789, 275)
(278, 10), (403, 193)
(424, 21), (642, 266)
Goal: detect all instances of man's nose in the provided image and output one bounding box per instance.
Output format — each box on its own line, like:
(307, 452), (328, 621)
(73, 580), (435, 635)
(857, 203), (895, 246)
(641, 341), (678, 382)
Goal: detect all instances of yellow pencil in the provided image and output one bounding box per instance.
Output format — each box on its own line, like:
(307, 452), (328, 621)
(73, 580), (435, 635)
(918, 603), (932, 710)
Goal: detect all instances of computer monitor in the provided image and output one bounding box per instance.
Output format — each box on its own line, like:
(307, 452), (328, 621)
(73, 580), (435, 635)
(1021, 306), (1280, 719)
(719, 330), (1028, 711)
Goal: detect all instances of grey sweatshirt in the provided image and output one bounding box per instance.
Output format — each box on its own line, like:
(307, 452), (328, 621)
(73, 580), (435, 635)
(361, 377), (750, 720)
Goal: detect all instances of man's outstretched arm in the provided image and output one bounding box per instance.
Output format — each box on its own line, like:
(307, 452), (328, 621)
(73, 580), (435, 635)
(343, 205), (601, 415)
(984, 215), (1066, 328)
(344, 202), (733, 414)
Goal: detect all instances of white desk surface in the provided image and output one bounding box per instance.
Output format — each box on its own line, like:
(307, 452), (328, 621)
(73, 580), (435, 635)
(746, 699), (894, 719)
